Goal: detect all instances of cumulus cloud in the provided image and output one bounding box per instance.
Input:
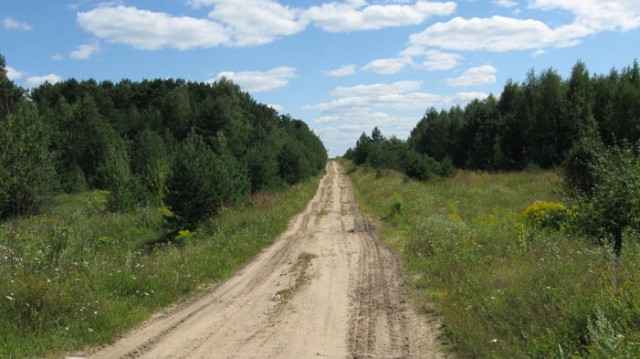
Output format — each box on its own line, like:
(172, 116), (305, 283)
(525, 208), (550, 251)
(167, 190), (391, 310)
(77, 6), (230, 50)
(407, 16), (564, 53)
(446, 65), (497, 87)
(326, 64), (357, 77)
(406, 1), (640, 55)
(70, 40), (102, 60)
(78, 1), (456, 50)
(304, 0), (456, 32)
(214, 66), (296, 93)
(331, 80), (422, 98)
(5, 66), (24, 80)
(206, 0), (308, 46)
(493, 0), (517, 8)
(307, 80), (488, 119)
(363, 57), (413, 75)
(530, 0), (640, 32)
(307, 81), (489, 157)
(2, 18), (32, 31)
(421, 50), (462, 71)
(26, 74), (63, 88)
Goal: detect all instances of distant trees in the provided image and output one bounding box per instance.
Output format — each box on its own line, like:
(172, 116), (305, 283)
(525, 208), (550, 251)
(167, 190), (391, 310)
(346, 59), (640, 176)
(345, 59), (640, 255)
(0, 53), (327, 230)
(345, 126), (452, 181)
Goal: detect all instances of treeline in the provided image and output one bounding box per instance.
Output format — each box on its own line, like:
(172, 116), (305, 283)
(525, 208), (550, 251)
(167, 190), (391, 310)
(346, 60), (640, 175)
(0, 55), (327, 228)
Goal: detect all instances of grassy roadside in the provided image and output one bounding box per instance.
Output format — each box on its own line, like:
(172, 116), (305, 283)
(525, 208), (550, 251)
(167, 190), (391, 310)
(0, 174), (322, 358)
(343, 160), (640, 358)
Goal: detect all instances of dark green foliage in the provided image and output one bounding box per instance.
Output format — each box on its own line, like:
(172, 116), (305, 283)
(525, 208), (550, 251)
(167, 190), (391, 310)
(16, 64), (326, 220)
(0, 103), (55, 217)
(563, 136), (605, 195)
(278, 136), (313, 185)
(403, 149), (441, 181)
(165, 131), (250, 229)
(346, 59), (640, 183)
(100, 136), (138, 212)
(349, 127), (451, 181)
(132, 129), (170, 204)
(567, 141), (640, 255)
(0, 55), (25, 121)
(243, 143), (282, 192)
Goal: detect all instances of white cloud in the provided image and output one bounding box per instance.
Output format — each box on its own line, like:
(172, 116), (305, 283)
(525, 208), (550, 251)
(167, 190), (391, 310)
(363, 57), (413, 75)
(529, 0), (640, 32)
(2, 18), (32, 31)
(305, 0), (456, 32)
(445, 91), (490, 106)
(78, 1), (456, 51)
(308, 80), (491, 157)
(206, 0), (308, 47)
(6, 66), (24, 80)
(421, 50), (462, 71)
(315, 116), (340, 123)
(446, 65), (497, 87)
(493, 0), (517, 8)
(214, 66), (296, 93)
(331, 80), (422, 98)
(406, 2), (640, 55)
(326, 64), (357, 77)
(26, 74), (63, 88)
(77, 6), (230, 50)
(52, 53), (64, 61)
(70, 40), (102, 60)
(408, 16), (564, 53)
(531, 49), (546, 57)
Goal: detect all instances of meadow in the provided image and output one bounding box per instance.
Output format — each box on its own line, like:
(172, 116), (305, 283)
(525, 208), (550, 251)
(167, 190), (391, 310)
(0, 174), (321, 358)
(345, 161), (640, 358)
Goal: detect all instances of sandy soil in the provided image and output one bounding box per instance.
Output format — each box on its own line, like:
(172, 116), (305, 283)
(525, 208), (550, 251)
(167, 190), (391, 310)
(73, 161), (445, 359)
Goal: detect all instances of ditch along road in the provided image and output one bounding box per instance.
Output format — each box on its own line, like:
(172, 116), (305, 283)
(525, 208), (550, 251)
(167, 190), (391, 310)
(77, 161), (444, 359)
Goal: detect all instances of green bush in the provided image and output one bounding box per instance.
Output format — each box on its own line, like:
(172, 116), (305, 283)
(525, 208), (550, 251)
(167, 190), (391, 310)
(566, 141), (640, 255)
(165, 131), (249, 229)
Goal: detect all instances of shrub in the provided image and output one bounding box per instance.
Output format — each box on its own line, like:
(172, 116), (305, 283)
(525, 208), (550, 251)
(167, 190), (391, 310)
(522, 200), (569, 230)
(165, 131), (249, 229)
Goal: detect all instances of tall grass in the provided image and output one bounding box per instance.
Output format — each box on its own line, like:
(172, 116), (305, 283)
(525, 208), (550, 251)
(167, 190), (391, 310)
(345, 161), (640, 358)
(0, 175), (321, 358)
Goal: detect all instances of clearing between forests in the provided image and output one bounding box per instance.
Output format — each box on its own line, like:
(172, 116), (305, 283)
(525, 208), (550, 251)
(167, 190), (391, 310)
(67, 161), (443, 358)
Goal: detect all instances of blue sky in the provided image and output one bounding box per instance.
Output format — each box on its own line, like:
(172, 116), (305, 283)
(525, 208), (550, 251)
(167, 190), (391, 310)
(2, 0), (639, 157)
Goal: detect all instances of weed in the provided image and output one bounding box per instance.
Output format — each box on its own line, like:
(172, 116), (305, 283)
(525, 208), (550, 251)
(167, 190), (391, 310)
(274, 252), (317, 304)
(0, 174), (322, 358)
(343, 159), (640, 358)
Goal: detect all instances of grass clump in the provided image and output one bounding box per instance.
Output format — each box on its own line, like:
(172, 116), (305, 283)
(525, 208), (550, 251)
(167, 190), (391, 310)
(274, 252), (317, 304)
(343, 160), (640, 358)
(0, 174), (321, 358)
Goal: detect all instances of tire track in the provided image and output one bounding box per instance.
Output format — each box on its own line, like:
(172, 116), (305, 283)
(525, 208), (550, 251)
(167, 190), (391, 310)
(71, 161), (444, 359)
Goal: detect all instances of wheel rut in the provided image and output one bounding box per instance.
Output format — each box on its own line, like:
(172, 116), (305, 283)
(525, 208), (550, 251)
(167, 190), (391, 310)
(72, 161), (445, 359)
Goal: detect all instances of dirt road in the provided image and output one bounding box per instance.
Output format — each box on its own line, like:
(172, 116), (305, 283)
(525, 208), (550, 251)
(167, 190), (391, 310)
(79, 161), (443, 358)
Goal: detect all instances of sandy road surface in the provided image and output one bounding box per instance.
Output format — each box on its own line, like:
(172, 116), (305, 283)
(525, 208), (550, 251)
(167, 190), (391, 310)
(76, 161), (443, 359)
